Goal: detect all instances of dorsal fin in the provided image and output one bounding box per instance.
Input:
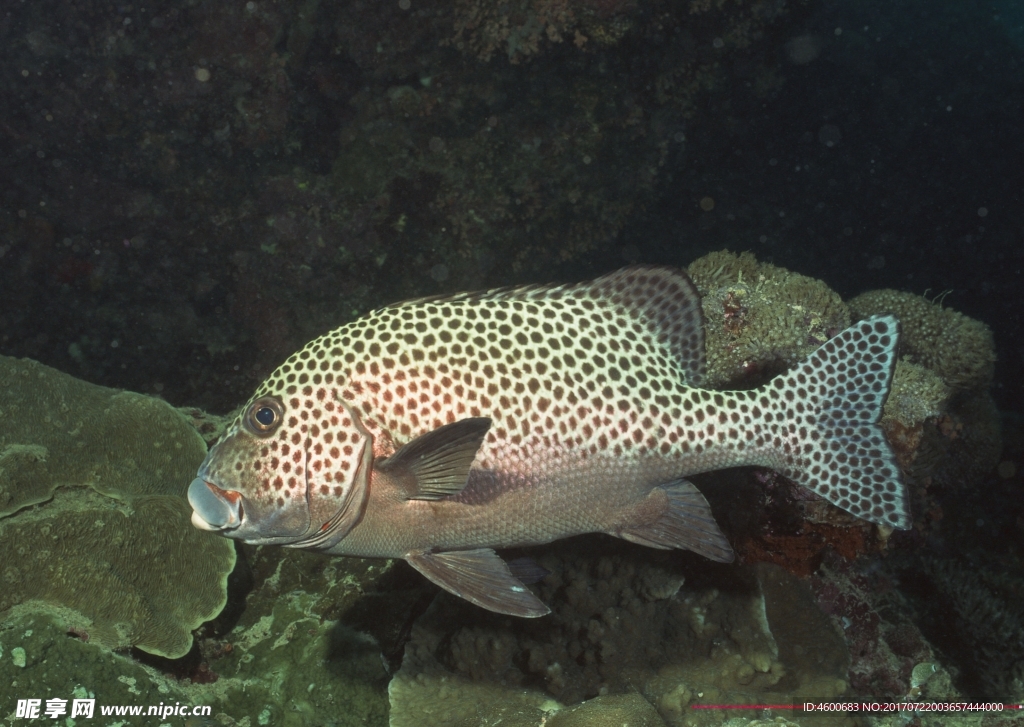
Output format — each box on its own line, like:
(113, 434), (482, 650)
(377, 266), (705, 385)
(378, 418), (491, 501)
(584, 266), (706, 385)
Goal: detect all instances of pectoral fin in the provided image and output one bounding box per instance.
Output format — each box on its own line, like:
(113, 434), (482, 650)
(378, 417), (491, 501)
(614, 479), (735, 563)
(406, 548), (551, 617)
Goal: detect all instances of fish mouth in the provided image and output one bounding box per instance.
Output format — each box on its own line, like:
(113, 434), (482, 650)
(188, 478), (243, 533)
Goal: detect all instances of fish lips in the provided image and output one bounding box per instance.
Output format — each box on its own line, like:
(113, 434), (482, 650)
(187, 476), (316, 545)
(188, 477), (243, 533)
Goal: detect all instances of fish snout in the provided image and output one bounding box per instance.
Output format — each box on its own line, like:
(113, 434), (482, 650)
(188, 477), (243, 532)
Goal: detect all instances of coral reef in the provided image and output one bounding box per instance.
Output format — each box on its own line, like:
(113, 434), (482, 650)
(809, 556), (947, 701)
(0, 356), (207, 514)
(387, 538), (852, 727)
(0, 493), (231, 659)
(687, 251), (851, 388)
(848, 290), (995, 392)
(907, 557), (1024, 703)
(0, 590), (390, 727)
(0, 355), (235, 658)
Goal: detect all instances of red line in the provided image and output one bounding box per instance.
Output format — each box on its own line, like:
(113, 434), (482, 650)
(692, 704), (1024, 711)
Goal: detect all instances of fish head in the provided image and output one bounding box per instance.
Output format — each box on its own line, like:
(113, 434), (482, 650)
(188, 375), (374, 549)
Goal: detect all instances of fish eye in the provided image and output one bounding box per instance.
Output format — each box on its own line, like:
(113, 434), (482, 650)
(246, 396), (284, 435)
(255, 407), (276, 426)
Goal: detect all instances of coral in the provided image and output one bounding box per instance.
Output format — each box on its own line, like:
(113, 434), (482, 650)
(0, 493), (232, 659)
(0, 355), (235, 658)
(911, 557), (1024, 702)
(388, 539), (852, 726)
(446, 0), (638, 63)
(809, 556), (951, 702)
(0, 356), (208, 515)
(0, 588), (391, 727)
(847, 289), (996, 391)
(884, 360), (951, 435)
(879, 360), (951, 473)
(687, 251), (850, 388)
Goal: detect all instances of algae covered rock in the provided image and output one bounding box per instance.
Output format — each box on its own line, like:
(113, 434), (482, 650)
(547, 695), (667, 727)
(0, 355), (236, 658)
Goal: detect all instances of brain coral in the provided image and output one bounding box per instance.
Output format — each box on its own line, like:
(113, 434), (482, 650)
(0, 355), (236, 658)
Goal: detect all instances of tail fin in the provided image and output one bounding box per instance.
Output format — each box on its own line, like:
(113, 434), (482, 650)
(768, 315), (911, 530)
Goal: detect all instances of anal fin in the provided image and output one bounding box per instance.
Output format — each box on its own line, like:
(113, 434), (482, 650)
(614, 479), (735, 563)
(406, 548), (551, 618)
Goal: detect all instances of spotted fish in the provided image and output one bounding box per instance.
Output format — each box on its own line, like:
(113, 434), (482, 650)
(189, 266), (909, 616)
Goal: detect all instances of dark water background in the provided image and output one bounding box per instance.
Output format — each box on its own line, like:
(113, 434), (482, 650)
(0, 0), (1019, 700)
(2, 0), (1020, 416)
(2, 0), (1023, 707)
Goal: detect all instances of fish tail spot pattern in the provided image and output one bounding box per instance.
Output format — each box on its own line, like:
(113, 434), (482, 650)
(767, 315), (910, 529)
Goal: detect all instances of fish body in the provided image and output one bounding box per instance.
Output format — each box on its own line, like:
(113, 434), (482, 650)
(189, 266), (909, 616)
